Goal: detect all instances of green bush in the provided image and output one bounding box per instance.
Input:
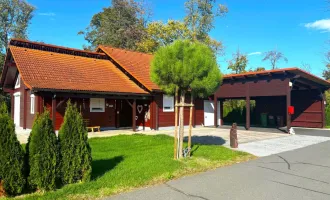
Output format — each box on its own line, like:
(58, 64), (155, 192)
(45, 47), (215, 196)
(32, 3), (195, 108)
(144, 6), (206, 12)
(58, 101), (92, 184)
(326, 105), (330, 127)
(0, 102), (26, 196)
(28, 110), (57, 191)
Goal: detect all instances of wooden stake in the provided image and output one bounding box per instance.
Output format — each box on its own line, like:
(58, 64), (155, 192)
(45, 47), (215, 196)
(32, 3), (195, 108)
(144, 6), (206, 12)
(179, 90), (185, 158)
(174, 87), (179, 159)
(188, 94), (193, 157)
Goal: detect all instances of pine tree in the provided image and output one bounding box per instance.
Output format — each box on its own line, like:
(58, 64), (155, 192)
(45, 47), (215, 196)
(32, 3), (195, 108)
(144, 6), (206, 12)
(58, 101), (92, 184)
(28, 110), (57, 191)
(0, 102), (26, 196)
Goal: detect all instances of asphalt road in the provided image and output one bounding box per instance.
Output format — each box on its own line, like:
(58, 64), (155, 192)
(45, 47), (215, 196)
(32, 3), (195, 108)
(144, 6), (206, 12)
(108, 140), (330, 200)
(294, 128), (330, 137)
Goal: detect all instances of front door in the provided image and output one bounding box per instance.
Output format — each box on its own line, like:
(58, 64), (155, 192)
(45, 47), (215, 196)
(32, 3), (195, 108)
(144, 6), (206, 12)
(14, 92), (20, 127)
(204, 100), (221, 126)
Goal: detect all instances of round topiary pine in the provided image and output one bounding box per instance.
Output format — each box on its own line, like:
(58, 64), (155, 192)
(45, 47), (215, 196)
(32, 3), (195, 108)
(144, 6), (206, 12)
(28, 110), (58, 191)
(0, 102), (26, 196)
(58, 100), (92, 184)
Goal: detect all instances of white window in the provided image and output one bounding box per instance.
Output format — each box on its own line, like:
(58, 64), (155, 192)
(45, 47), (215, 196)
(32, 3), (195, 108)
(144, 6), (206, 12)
(163, 95), (174, 112)
(90, 98), (105, 112)
(30, 94), (35, 114)
(15, 74), (20, 89)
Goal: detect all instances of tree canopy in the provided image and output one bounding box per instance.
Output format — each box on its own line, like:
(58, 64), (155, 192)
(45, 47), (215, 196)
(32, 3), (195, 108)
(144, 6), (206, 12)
(79, 0), (149, 50)
(227, 49), (248, 74)
(151, 40), (221, 98)
(262, 49), (288, 69)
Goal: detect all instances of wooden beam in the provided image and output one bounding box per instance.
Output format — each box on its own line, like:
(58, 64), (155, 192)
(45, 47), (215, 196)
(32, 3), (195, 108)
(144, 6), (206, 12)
(52, 97), (56, 130)
(214, 95), (218, 128)
(132, 99), (136, 132)
(286, 80), (291, 132)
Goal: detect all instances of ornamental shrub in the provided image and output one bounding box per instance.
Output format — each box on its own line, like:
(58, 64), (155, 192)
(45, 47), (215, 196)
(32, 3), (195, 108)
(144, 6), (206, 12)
(28, 110), (57, 191)
(0, 102), (26, 196)
(58, 100), (92, 184)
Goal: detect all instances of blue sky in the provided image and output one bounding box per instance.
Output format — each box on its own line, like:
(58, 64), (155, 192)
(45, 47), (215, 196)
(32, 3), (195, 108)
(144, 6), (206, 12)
(27, 0), (330, 77)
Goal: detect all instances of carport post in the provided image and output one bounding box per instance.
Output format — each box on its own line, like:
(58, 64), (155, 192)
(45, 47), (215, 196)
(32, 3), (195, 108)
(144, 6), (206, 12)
(132, 99), (136, 132)
(286, 82), (291, 132)
(246, 95), (250, 130)
(214, 95), (218, 128)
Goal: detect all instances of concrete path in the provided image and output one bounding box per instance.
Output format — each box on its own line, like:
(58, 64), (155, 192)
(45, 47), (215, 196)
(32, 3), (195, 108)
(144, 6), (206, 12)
(16, 127), (287, 144)
(108, 140), (330, 200)
(238, 135), (330, 156)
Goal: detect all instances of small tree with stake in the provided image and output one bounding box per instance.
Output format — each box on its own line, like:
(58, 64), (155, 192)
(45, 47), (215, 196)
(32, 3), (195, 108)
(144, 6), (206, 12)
(151, 40), (222, 159)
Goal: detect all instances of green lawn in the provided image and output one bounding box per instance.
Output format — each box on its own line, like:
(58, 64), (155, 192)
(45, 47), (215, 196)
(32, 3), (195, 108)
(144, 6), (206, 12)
(9, 134), (254, 200)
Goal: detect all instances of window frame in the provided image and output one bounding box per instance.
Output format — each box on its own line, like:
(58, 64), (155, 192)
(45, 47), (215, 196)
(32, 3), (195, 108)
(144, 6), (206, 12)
(15, 74), (20, 89)
(90, 98), (105, 113)
(30, 94), (35, 114)
(163, 95), (174, 112)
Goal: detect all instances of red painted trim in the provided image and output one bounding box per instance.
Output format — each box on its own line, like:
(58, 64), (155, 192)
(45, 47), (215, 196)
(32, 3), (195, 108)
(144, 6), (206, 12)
(214, 95), (218, 127)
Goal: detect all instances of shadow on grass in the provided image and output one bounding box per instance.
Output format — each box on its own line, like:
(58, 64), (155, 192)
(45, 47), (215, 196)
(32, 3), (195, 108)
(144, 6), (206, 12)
(92, 156), (124, 180)
(184, 135), (226, 145)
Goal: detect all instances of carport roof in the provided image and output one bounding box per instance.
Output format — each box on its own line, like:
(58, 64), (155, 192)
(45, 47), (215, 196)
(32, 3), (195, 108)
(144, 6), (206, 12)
(224, 68), (330, 87)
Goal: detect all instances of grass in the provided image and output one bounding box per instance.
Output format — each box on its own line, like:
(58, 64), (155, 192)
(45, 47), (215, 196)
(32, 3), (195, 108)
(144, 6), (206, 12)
(6, 134), (254, 200)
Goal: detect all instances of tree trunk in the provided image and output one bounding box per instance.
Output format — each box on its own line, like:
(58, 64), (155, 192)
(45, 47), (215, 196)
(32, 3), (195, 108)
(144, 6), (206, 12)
(188, 94), (193, 157)
(174, 87), (179, 159)
(178, 90), (185, 158)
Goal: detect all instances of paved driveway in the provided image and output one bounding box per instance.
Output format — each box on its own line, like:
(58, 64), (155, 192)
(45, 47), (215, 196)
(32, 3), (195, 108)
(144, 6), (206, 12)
(294, 127), (330, 137)
(108, 140), (330, 200)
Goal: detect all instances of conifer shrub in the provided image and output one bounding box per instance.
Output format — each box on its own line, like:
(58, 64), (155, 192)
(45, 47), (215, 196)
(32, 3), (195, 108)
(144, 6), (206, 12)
(58, 100), (92, 184)
(0, 102), (26, 196)
(28, 110), (57, 191)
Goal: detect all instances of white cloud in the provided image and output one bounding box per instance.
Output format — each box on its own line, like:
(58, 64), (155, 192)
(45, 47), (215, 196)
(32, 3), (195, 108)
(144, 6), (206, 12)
(248, 52), (262, 56)
(38, 12), (56, 16)
(305, 19), (330, 32)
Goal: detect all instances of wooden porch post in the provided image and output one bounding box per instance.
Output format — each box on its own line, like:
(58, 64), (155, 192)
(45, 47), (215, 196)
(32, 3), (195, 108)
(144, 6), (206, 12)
(286, 81), (291, 132)
(220, 100), (224, 126)
(132, 99), (136, 132)
(52, 97), (56, 130)
(214, 95), (218, 128)
(321, 91), (326, 128)
(246, 95), (251, 130)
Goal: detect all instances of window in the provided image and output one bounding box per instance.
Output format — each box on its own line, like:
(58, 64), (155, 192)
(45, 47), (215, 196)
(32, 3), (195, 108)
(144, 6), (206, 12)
(163, 95), (174, 112)
(15, 74), (20, 89)
(30, 94), (35, 114)
(90, 98), (105, 112)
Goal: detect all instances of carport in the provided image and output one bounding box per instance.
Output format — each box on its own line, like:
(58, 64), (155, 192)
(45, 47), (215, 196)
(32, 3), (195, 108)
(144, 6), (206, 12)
(213, 68), (330, 131)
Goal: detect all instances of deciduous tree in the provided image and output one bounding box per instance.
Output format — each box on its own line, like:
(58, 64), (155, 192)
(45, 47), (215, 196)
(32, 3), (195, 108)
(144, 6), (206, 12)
(79, 0), (149, 50)
(151, 40), (222, 159)
(227, 49), (248, 74)
(262, 49), (288, 69)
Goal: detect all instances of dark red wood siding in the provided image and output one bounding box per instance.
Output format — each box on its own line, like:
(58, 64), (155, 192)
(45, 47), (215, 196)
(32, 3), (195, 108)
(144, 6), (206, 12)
(291, 90), (323, 128)
(154, 94), (204, 127)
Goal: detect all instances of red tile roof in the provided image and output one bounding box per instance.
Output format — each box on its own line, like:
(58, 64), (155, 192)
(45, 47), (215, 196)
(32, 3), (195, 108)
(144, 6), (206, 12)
(224, 68), (330, 87)
(9, 45), (148, 94)
(98, 45), (160, 91)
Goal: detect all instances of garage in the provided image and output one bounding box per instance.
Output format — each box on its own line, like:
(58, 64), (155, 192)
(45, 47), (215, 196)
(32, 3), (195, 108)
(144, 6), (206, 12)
(213, 68), (330, 131)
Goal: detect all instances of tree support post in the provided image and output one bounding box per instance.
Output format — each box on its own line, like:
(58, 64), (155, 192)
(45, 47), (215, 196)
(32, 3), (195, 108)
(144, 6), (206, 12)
(174, 88), (179, 159)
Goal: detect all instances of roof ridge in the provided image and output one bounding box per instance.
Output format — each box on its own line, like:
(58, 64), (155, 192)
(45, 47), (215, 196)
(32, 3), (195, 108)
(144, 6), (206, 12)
(9, 38), (108, 60)
(98, 45), (153, 56)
